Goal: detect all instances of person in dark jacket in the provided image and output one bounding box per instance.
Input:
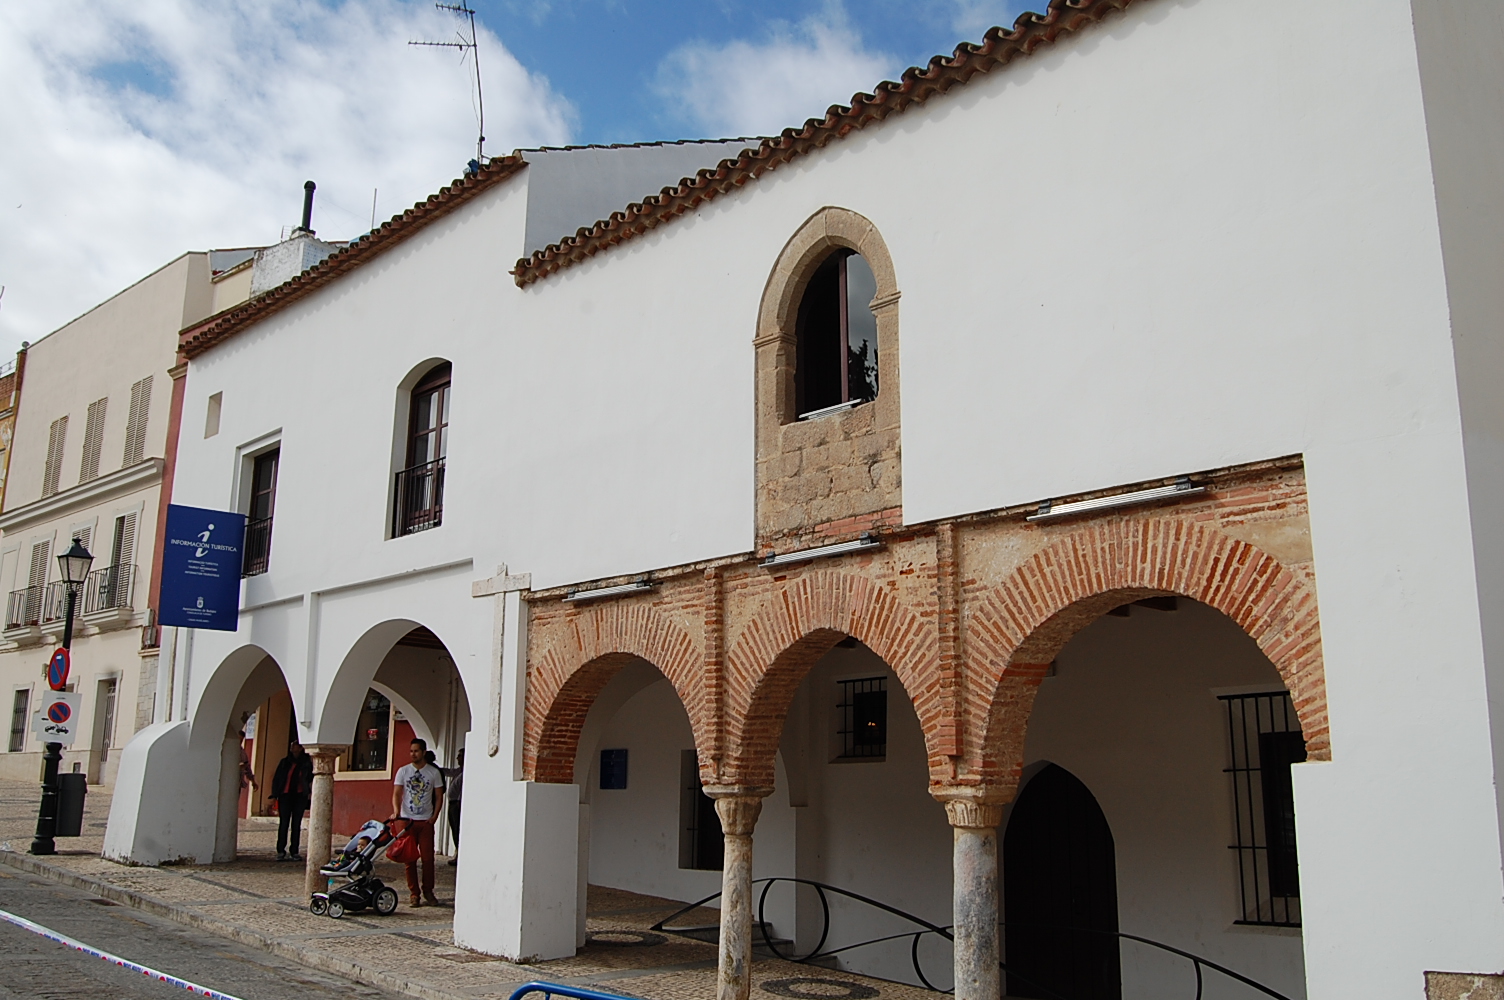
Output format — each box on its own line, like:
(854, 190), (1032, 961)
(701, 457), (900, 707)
(271, 742), (313, 861)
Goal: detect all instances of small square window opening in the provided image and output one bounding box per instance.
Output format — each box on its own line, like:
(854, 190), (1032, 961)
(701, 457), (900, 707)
(836, 676), (887, 760)
(599, 748), (628, 790)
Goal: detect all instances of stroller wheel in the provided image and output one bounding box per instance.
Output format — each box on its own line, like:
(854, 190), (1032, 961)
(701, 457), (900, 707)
(327, 901), (346, 919)
(309, 897), (328, 916)
(375, 887), (399, 916)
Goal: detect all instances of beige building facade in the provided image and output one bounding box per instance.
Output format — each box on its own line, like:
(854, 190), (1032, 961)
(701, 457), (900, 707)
(0, 252), (253, 783)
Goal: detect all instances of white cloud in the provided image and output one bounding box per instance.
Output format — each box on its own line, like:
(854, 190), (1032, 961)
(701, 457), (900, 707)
(0, 0), (575, 351)
(944, 0), (1030, 39)
(652, 5), (894, 140)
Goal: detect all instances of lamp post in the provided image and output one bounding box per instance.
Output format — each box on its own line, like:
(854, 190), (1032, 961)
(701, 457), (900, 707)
(31, 539), (93, 855)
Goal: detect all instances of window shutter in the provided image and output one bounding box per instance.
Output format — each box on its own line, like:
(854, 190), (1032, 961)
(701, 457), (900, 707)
(28, 541), (50, 590)
(72, 527), (92, 555)
(111, 512), (137, 569)
(42, 417), (67, 497)
(24, 540), (50, 626)
(123, 376), (152, 467)
(79, 397), (107, 483)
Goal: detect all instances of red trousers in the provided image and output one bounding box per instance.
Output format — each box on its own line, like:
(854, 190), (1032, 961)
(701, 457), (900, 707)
(403, 819), (436, 897)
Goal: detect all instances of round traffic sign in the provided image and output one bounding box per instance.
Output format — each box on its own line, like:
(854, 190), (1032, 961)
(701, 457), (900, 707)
(47, 648), (70, 691)
(47, 701), (72, 724)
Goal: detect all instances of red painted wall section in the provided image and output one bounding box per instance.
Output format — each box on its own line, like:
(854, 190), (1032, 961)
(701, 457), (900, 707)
(332, 720), (416, 836)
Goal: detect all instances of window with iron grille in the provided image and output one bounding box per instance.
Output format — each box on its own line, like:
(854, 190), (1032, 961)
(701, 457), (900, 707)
(394, 364), (449, 537)
(836, 676), (887, 759)
(242, 450), (278, 577)
(8, 689), (28, 752)
(1222, 691), (1306, 927)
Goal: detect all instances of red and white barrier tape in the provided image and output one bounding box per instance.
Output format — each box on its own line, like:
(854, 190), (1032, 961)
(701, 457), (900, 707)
(0, 905), (244, 999)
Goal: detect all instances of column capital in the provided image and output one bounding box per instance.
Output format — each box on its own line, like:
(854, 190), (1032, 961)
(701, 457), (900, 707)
(704, 786), (772, 836)
(302, 744), (347, 775)
(934, 786), (1012, 829)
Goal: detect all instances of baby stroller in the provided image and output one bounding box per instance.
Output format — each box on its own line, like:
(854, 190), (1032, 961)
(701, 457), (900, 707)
(310, 819), (401, 919)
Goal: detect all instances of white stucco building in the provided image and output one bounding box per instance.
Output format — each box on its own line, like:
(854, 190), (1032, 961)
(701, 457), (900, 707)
(104, 2), (1504, 999)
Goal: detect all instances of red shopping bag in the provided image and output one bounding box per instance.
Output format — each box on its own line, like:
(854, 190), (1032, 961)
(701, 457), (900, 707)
(386, 823), (420, 864)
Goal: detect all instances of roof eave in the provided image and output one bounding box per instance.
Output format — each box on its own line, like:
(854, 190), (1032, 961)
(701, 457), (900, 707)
(180, 156), (528, 358)
(510, 0), (1138, 288)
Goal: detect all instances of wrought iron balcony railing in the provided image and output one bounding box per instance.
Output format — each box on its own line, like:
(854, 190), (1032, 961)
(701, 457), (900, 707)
(83, 564), (135, 614)
(5, 585), (45, 629)
(242, 515), (273, 577)
(5, 566), (137, 630)
(393, 458), (445, 537)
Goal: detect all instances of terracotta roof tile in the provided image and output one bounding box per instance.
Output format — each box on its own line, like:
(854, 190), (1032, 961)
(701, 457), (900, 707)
(511, 0), (1138, 288)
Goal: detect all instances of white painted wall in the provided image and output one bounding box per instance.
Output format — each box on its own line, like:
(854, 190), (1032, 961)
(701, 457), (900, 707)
(1408, 0), (1504, 933)
(103, 0), (1504, 991)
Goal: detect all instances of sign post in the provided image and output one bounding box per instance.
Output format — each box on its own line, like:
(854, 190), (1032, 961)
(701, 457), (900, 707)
(32, 540), (91, 856)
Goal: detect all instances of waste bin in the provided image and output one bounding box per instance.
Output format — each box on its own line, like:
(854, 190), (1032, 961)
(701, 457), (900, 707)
(57, 773), (87, 837)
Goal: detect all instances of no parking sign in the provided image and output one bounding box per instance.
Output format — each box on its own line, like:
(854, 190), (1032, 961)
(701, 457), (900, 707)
(47, 648), (69, 690)
(33, 691), (80, 746)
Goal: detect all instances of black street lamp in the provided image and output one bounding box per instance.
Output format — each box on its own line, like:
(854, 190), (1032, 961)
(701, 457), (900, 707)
(31, 538), (93, 855)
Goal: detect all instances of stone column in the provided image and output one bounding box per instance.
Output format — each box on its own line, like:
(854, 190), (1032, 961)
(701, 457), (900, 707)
(707, 787), (771, 1000)
(945, 797), (1005, 1000)
(303, 745), (346, 897)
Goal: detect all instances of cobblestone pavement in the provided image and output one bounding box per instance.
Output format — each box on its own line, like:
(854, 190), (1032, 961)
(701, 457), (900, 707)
(0, 779), (940, 1000)
(0, 864), (404, 999)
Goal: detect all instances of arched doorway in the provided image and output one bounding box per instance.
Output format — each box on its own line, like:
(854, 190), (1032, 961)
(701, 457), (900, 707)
(763, 635), (950, 987)
(1001, 597), (1309, 1000)
(574, 657), (732, 914)
(1004, 763), (1119, 1000)
(322, 622), (472, 850)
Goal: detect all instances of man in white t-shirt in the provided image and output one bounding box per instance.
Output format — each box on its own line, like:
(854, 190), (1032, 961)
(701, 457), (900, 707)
(390, 737), (445, 907)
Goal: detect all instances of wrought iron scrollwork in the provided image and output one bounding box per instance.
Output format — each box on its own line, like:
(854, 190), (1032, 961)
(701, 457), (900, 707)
(652, 876), (1296, 1000)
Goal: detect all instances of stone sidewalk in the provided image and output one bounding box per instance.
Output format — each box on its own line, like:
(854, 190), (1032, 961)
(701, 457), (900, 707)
(0, 779), (937, 1000)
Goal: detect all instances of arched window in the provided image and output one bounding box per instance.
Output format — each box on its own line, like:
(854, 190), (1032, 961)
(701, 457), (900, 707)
(795, 250), (879, 418)
(393, 362), (449, 536)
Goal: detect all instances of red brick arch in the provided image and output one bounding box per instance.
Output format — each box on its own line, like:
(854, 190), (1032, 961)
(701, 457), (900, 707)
(967, 516), (1328, 794)
(722, 569), (941, 787)
(527, 601), (706, 783)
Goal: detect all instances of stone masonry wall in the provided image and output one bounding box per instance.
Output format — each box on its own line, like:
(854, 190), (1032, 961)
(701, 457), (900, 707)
(753, 208), (903, 552)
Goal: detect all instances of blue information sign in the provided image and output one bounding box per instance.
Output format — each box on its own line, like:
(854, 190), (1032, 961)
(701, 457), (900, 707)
(159, 505), (246, 631)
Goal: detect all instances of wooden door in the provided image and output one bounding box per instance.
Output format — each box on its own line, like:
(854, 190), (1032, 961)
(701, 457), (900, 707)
(1004, 763), (1120, 1000)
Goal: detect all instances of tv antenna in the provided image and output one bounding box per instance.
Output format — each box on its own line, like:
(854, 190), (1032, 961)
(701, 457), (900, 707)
(410, 2), (487, 171)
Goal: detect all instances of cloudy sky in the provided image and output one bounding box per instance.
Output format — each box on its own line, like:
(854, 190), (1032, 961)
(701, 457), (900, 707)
(0, 0), (1029, 353)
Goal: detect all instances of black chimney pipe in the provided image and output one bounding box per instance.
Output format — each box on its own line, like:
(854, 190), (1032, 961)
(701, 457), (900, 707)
(299, 180), (316, 234)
